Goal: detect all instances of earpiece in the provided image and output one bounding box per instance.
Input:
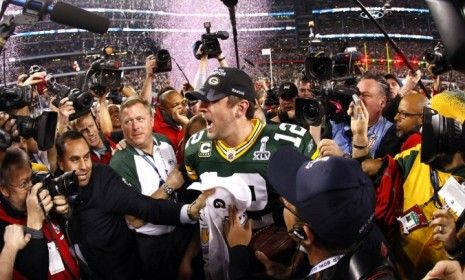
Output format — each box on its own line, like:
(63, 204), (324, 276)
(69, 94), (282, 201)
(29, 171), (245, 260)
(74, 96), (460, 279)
(291, 226), (307, 240)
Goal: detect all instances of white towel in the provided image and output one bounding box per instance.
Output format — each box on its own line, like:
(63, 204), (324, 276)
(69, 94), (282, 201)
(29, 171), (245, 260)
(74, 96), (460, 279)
(188, 172), (252, 280)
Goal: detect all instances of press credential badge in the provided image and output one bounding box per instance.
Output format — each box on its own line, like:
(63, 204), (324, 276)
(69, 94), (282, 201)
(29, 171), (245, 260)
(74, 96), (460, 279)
(439, 176), (465, 216)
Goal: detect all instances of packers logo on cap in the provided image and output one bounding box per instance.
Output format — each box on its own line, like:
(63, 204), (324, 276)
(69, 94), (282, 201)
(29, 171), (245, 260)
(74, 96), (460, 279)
(208, 77), (220, 86)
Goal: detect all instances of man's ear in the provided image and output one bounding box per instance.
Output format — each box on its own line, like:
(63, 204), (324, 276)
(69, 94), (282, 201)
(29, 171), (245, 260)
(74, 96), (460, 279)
(0, 185), (10, 198)
(235, 100), (250, 118)
(380, 95), (387, 109)
(302, 224), (315, 247)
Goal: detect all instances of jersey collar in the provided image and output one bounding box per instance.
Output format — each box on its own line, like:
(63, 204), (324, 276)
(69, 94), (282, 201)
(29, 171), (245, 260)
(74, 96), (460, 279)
(215, 119), (265, 162)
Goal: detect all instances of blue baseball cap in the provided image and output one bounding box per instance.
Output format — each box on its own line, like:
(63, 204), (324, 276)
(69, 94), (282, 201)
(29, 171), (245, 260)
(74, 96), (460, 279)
(267, 147), (375, 249)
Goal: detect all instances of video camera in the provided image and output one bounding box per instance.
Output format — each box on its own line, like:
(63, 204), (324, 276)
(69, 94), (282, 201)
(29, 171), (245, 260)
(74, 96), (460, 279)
(421, 107), (465, 164)
(0, 85), (33, 111)
(85, 48), (123, 96)
(87, 58), (123, 96)
(423, 43), (452, 76)
(296, 48), (362, 126)
(13, 111), (58, 150)
(193, 22), (229, 59)
(33, 170), (79, 198)
(46, 76), (93, 121)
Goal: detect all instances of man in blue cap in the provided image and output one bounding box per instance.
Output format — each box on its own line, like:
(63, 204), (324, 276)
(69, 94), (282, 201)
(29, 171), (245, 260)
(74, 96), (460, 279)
(226, 147), (398, 280)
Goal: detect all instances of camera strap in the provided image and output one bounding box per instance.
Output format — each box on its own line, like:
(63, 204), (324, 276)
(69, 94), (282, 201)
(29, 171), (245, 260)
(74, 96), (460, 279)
(429, 168), (443, 208)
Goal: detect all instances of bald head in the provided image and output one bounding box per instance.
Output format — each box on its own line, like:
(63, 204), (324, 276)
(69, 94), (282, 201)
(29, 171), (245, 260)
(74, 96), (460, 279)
(402, 93), (429, 114)
(394, 93), (429, 138)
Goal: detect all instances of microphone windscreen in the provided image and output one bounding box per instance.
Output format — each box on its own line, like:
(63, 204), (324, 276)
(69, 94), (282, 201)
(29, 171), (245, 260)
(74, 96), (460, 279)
(50, 2), (110, 35)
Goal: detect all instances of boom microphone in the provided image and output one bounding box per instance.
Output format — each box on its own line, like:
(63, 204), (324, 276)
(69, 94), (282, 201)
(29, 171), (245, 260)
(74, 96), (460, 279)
(9, 0), (110, 34)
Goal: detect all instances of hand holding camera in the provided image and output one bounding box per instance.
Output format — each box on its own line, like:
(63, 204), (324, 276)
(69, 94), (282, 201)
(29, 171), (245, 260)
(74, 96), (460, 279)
(145, 55), (157, 79)
(348, 95), (368, 137)
(26, 183), (53, 230)
(58, 97), (76, 125)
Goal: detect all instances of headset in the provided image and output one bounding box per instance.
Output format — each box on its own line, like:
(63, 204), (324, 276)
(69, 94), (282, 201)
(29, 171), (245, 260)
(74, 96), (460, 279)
(290, 225), (307, 241)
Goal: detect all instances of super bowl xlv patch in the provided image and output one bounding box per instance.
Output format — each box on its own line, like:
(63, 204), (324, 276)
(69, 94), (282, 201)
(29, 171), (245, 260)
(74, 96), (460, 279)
(253, 136), (271, 160)
(397, 204), (429, 235)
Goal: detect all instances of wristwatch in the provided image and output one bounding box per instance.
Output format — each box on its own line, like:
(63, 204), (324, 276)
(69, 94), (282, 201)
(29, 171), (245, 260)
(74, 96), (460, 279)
(161, 183), (175, 196)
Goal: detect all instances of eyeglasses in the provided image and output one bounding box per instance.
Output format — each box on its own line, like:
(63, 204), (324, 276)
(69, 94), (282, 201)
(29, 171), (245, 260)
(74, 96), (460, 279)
(9, 178), (33, 189)
(396, 110), (423, 120)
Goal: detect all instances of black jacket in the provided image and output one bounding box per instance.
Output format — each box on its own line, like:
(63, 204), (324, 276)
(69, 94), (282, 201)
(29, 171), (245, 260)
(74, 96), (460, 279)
(68, 164), (184, 280)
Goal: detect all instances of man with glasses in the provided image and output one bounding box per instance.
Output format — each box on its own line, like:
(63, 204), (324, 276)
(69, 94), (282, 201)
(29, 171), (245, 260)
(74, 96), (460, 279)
(394, 93), (429, 151)
(226, 147), (397, 280)
(153, 89), (190, 156)
(0, 148), (79, 279)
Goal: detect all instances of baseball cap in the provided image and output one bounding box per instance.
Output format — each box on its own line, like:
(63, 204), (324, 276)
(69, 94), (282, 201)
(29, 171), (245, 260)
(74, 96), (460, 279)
(186, 67), (256, 103)
(267, 147), (375, 249)
(278, 82), (298, 99)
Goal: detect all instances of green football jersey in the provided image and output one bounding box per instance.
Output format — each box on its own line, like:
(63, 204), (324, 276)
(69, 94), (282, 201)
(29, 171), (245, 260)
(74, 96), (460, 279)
(184, 119), (317, 228)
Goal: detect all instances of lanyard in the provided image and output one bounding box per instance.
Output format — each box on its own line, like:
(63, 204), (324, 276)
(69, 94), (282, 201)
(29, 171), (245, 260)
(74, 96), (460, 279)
(140, 152), (166, 186)
(429, 168), (443, 208)
(307, 255), (344, 277)
(136, 137), (169, 186)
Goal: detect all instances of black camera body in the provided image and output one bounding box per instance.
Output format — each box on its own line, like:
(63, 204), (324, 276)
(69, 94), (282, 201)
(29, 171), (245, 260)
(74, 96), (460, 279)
(87, 58), (123, 96)
(194, 22), (229, 59)
(13, 111), (57, 150)
(298, 50), (361, 127)
(33, 170), (79, 198)
(304, 50), (363, 81)
(0, 85), (33, 111)
(421, 107), (465, 164)
(154, 49), (172, 73)
(47, 77), (93, 121)
(423, 44), (452, 75)
(295, 82), (358, 127)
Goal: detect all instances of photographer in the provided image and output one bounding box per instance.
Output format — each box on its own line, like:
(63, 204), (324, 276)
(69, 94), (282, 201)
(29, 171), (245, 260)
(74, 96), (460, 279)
(352, 91), (465, 279)
(269, 82), (300, 125)
(0, 148), (79, 280)
(322, 72), (400, 158)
